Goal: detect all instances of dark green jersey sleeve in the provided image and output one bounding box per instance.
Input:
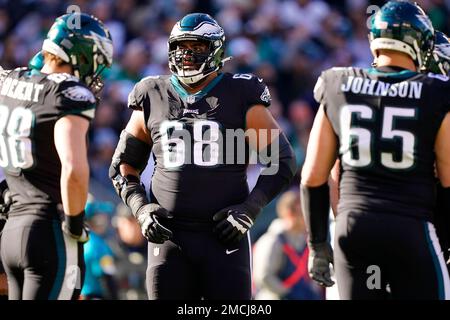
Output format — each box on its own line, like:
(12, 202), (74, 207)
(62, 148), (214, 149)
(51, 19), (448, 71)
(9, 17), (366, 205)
(128, 80), (150, 111)
(238, 74), (271, 111)
(54, 80), (97, 121)
(313, 71), (327, 105)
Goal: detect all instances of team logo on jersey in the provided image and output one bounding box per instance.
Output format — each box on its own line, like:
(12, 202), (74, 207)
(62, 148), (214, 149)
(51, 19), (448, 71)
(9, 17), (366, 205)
(61, 85), (96, 103)
(206, 96), (220, 111)
(260, 86), (271, 103)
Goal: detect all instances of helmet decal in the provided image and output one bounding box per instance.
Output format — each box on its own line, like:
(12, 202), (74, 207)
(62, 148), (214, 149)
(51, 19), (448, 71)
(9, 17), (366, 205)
(90, 31), (113, 66)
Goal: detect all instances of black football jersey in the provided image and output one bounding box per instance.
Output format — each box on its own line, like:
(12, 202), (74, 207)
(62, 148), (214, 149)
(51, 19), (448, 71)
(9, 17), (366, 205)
(314, 66), (450, 220)
(0, 68), (96, 218)
(128, 72), (271, 223)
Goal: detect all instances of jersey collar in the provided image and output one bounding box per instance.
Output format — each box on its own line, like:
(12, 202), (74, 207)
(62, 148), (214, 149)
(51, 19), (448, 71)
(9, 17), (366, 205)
(170, 73), (224, 104)
(368, 66), (418, 78)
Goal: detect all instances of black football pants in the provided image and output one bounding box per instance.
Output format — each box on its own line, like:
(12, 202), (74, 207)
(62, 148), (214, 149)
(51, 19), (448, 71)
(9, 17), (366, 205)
(146, 225), (252, 300)
(334, 211), (450, 300)
(0, 214), (85, 300)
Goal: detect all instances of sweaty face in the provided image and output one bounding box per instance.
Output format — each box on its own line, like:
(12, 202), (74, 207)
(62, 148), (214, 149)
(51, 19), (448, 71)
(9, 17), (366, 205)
(176, 40), (210, 70)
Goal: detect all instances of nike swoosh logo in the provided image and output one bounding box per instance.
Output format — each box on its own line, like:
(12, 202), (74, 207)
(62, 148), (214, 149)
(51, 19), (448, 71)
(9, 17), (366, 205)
(226, 249), (239, 255)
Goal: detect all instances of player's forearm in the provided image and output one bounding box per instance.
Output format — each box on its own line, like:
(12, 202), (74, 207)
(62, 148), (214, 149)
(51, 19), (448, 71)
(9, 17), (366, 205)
(300, 183), (330, 244)
(329, 160), (340, 217)
(54, 115), (90, 216)
(60, 162), (89, 215)
(246, 132), (297, 219)
(119, 163), (140, 179)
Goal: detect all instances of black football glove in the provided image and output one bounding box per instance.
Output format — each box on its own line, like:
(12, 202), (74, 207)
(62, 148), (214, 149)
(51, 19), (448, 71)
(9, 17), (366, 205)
(213, 202), (259, 245)
(136, 203), (173, 244)
(0, 184), (12, 217)
(308, 242), (335, 287)
(61, 211), (90, 243)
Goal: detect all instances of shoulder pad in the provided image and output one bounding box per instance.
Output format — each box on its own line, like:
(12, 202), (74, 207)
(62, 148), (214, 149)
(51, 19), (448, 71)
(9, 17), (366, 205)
(427, 72), (450, 82)
(231, 73), (271, 107)
(140, 75), (163, 81)
(231, 73), (260, 81)
(138, 75), (171, 87)
(0, 69), (13, 84)
(47, 73), (80, 84)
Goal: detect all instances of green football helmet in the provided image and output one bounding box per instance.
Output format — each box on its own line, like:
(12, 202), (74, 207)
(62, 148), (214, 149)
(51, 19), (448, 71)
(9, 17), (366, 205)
(369, 0), (435, 70)
(428, 31), (450, 75)
(168, 13), (230, 85)
(30, 13), (113, 92)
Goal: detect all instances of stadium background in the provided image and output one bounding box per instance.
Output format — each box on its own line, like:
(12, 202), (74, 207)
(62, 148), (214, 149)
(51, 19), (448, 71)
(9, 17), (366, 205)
(0, 0), (449, 299)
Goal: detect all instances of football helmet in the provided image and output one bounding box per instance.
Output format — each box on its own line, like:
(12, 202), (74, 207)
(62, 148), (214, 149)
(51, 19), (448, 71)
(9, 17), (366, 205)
(369, 1), (434, 70)
(428, 31), (450, 75)
(168, 13), (229, 85)
(30, 13), (113, 93)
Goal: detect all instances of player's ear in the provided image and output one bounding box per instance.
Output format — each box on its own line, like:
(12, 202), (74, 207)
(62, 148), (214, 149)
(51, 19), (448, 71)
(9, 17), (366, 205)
(43, 51), (69, 68)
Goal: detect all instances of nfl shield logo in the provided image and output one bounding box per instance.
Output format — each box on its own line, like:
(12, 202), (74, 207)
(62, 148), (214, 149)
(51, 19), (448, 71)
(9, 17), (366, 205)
(186, 95), (196, 104)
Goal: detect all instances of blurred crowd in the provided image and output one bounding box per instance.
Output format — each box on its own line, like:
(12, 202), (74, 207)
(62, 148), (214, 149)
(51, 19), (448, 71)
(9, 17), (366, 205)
(1, 0), (449, 299)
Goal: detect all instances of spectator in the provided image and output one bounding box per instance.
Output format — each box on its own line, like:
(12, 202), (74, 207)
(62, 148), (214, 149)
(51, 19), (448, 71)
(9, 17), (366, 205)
(110, 204), (147, 300)
(81, 200), (118, 300)
(253, 190), (324, 300)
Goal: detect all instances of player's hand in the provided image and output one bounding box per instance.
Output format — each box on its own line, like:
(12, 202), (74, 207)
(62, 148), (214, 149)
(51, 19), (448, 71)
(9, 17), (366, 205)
(0, 188), (12, 216)
(136, 204), (173, 244)
(308, 242), (335, 287)
(62, 221), (90, 243)
(213, 204), (256, 245)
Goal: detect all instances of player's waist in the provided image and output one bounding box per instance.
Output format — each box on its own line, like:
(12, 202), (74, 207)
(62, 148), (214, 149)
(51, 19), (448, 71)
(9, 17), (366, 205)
(337, 196), (433, 221)
(158, 216), (214, 231)
(7, 202), (62, 219)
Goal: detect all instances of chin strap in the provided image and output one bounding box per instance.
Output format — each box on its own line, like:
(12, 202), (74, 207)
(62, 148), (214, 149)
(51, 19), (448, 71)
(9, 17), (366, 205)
(221, 56), (233, 64)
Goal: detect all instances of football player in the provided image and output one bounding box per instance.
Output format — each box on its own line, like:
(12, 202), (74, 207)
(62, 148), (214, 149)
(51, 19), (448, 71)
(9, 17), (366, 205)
(0, 170), (10, 299)
(427, 30), (450, 270)
(301, 1), (450, 299)
(109, 13), (296, 299)
(0, 13), (113, 300)
(429, 31), (450, 76)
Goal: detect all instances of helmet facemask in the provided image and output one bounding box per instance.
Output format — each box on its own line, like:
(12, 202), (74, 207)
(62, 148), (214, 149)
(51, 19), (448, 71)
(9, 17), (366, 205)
(168, 37), (224, 85)
(72, 31), (113, 94)
(433, 46), (450, 75)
